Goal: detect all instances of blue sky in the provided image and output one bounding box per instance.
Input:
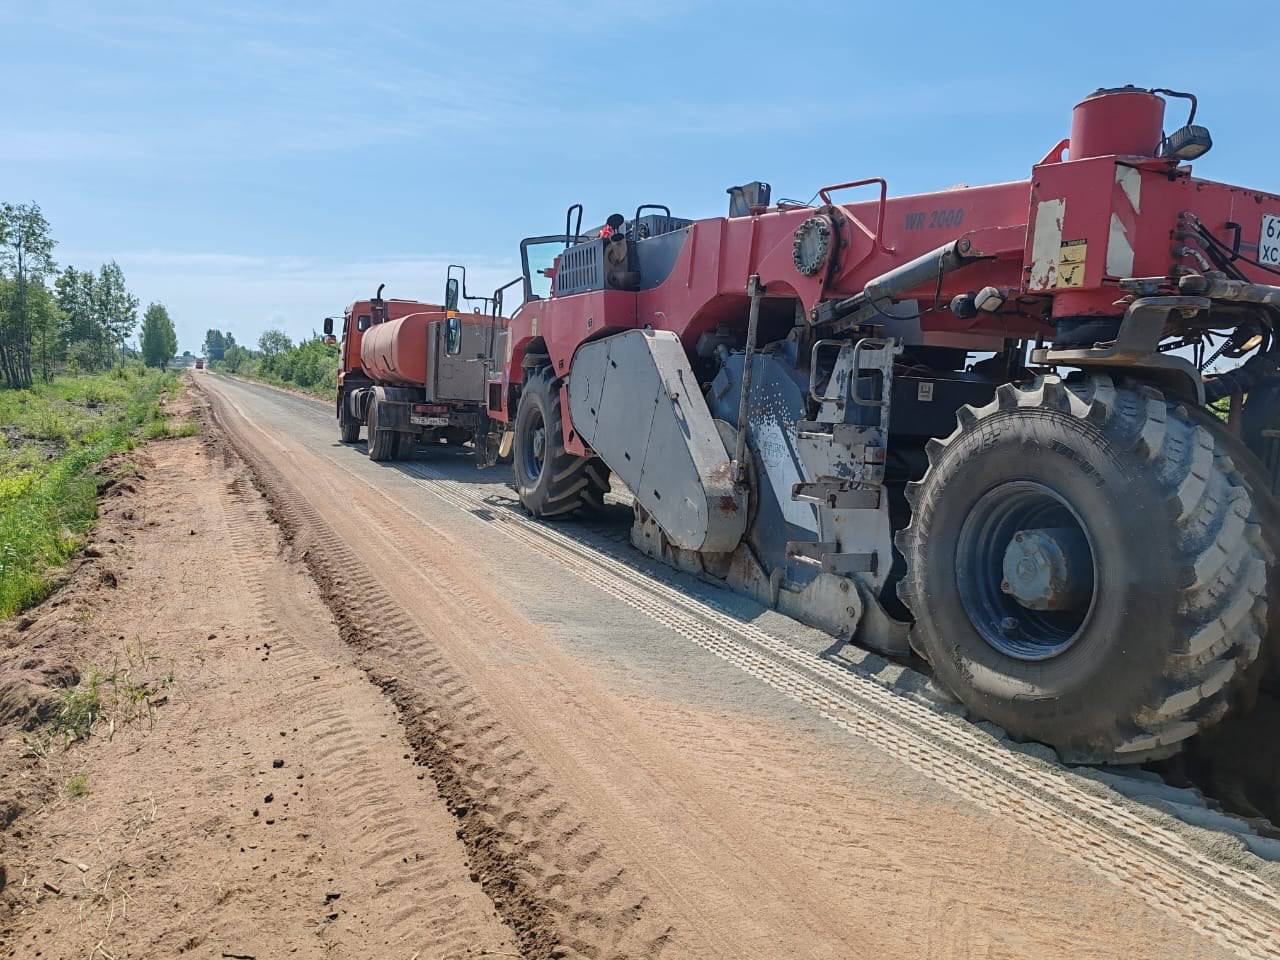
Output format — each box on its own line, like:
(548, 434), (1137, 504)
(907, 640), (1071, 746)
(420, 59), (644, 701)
(3, 0), (1277, 353)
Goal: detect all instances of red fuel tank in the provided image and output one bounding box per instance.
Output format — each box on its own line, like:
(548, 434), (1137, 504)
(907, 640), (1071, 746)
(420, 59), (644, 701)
(360, 311), (438, 386)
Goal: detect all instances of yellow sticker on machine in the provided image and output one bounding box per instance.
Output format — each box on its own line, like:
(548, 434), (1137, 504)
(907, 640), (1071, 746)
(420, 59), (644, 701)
(1056, 239), (1087, 288)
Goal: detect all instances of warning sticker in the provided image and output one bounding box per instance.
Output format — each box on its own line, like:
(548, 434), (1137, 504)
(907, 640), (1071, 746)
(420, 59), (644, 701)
(1056, 239), (1087, 288)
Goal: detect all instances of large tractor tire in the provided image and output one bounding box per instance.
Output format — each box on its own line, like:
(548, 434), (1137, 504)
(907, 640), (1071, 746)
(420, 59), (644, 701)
(366, 397), (400, 463)
(1242, 376), (1280, 494)
(338, 395), (361, 444)
(1177, 396), (1280, 821)
(513, 367), (609, 517)
(896, 374), (1270, 763)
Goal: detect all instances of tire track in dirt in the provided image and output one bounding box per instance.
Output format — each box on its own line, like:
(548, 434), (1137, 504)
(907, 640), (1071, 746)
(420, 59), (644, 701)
(306, 550), (671, 958)
(198, 373), (1280, 959)
(213, 456), (520, 957)
(397, 461), (1280, 960)
(201, 391), (676, 960)
(308, 464), (931, 958)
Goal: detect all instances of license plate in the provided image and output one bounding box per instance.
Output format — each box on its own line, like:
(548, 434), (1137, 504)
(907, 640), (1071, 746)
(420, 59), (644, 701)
(410, 415), (449, 427)
(1261, 214), (1280, 267)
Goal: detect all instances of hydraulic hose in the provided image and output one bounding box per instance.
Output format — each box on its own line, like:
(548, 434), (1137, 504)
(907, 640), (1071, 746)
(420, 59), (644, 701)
(1178, 276), (1280, 402)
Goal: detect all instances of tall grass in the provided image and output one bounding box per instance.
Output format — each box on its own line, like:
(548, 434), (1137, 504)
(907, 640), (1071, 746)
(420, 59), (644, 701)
(0, 368), (177, 618)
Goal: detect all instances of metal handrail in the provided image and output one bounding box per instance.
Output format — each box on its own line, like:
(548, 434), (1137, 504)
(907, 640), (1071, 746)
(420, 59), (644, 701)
(808, 339), (845, 403)
(817, 178), (893, 257)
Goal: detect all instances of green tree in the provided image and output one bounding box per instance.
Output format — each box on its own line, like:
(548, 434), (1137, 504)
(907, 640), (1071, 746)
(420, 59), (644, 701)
(29, 281), (65, 382)
(139, 302), (178, 369)
(204, 328), (230, 362)
(0, 202), (58, 388)
(221, 342), (252, 373)
(56, 266), (92, 339)
(56, 266), (106, 369)
(94, 261), (138, 365)
(258, 327), (292, 358)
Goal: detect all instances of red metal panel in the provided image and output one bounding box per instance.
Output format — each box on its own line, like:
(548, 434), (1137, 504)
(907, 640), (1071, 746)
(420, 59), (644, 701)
(1025, 157), (1121, 316)
(1026, 156), (1280, 317)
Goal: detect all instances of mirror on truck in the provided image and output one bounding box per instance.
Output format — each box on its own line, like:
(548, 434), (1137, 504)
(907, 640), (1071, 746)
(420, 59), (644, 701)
(322, 317), (333, 336)
(445, 277), (460, 313)
(446, 315), (462, 355)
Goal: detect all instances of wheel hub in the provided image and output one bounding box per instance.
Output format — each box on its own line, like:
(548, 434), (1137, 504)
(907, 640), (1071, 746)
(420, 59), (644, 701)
(955, 481), (1097, 661)
(518, 407), (548, 485)
(1001, 527), (1093, 611)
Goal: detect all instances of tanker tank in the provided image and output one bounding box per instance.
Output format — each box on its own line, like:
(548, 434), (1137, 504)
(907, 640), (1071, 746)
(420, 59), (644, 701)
(359, 311), (438, 387)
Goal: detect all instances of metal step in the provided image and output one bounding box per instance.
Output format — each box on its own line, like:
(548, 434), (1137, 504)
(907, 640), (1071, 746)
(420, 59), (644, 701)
(785, 540), (878, 575)
(792, 479), (881, 510)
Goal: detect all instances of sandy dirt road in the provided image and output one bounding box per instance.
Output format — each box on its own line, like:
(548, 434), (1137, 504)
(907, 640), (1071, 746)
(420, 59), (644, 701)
(190, 372), (1280, 960)
(3, 371), (1278, 959)
(0, 391), (515, 959)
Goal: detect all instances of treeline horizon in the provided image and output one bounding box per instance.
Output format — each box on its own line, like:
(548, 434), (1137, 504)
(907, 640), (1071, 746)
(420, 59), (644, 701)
(204, 325), (339, 395)
(0, 202), (180, 388)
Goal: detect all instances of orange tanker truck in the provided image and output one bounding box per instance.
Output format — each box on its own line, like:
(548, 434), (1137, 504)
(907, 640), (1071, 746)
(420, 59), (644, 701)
(324, 269), (507, 461)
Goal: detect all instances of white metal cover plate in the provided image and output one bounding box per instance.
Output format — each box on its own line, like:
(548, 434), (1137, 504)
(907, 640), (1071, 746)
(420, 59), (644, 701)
(1261, 214), (1280, 267)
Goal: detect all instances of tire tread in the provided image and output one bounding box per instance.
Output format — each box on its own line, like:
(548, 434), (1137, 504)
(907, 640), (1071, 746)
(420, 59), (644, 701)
(896, 373), (1270, 762)
(514, 367), (609, 518)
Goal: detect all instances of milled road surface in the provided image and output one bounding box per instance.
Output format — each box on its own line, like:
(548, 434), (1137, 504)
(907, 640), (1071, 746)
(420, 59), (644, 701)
(193, 371), (1280, 960)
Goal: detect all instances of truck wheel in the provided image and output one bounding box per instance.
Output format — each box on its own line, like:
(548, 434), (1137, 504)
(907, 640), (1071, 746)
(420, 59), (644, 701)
(367, 398), (400, 462)
(896, 374), (1270, 763)
(513, 367), (609, 517)
(338, 396), (361, 444)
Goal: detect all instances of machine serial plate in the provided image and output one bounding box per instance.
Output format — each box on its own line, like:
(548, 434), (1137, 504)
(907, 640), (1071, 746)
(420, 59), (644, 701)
(1261, 214), (1280, 267)
(410, 415), (449, 427)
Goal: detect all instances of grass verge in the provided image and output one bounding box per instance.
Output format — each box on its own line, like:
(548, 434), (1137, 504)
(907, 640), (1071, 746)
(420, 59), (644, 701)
(0, 367), (188, 619)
